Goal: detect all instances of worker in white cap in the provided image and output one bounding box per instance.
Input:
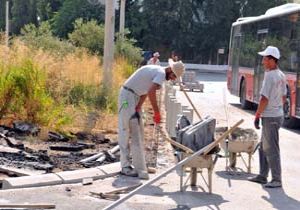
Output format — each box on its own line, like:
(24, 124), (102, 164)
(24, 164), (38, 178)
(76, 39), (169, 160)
(248, 46), (287, 188)
(147, 52), (161, 65)
(118, 59), (185, 179)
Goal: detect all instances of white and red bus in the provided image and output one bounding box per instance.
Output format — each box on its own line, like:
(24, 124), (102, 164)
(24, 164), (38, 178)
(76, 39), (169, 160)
(227, 3), (300, 128)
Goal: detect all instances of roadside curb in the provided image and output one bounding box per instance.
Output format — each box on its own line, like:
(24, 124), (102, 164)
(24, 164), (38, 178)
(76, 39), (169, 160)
(2, 162), (121, 190)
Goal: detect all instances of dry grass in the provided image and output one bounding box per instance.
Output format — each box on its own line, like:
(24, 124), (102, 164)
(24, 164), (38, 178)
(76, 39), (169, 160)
(0, 40), (134, 133)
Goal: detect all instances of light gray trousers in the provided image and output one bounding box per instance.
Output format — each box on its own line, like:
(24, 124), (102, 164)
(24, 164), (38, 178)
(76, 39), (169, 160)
(118, 87), (147, 174)
(259, 116), (283, 182)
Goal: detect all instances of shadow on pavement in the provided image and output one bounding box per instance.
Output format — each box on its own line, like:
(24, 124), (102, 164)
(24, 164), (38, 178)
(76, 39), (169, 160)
(215, 170), (253, 188)
(262, 188), (300, 210)
(140, 185), (228, 210)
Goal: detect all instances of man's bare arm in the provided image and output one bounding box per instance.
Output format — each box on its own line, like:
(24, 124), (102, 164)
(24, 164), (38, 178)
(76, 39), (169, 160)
(148, 83), (161, 113)
(256, 95), (269, 115)
(136, 95), (147, 111)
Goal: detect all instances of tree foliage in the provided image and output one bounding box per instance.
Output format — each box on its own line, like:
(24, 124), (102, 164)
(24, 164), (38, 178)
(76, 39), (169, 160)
(21, 21), (75, 56)
(2, 0), (291, 63)
(11, 0), (38, 34)
(36, 0), (62, 22)
(68, 18), (105, 55)
(0, 0), (6, 31)
(125, 0), (289, 63)
(52, 0), (105, 38)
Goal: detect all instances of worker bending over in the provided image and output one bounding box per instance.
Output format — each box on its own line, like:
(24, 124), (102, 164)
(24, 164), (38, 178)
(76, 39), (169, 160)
(118, 59), (185, 179)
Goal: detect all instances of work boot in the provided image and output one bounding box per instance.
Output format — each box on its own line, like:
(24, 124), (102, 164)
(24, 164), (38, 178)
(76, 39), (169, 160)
(120, 166), (138, 177)
(248, 175), (267, 184)
(138, 170), (149, 180)
(263, 180), (282, 188)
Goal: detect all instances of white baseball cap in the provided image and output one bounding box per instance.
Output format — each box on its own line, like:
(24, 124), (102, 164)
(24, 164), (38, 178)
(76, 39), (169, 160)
(153, 52), (160, 57)
(258, 46), (280, 59)
(168, 58), (185, 78)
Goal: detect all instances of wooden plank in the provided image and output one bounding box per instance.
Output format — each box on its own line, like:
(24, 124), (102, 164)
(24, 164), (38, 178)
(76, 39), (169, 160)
(0, 204), (55, 209)
(102, 119), (244, 210)
(164, 137), (194, 154)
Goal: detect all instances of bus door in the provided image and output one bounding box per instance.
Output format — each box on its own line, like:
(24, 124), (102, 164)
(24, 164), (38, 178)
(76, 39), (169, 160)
(231, 33), (242, 96)
(253, 29), (268, 103)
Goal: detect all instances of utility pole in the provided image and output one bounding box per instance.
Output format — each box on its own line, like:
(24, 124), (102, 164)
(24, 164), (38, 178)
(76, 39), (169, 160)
(119, 0), (126, 40)
(5, 0), (9, 47)
(103, 0), (115, 89)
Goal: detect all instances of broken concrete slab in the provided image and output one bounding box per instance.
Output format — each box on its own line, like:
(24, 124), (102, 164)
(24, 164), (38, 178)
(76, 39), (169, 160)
(1, 162), (121, 190)
(2, 173), (63, 189)
(5, 137), (24, 150)
(55, 168), (105, 184)
(0, 145), (21, 154)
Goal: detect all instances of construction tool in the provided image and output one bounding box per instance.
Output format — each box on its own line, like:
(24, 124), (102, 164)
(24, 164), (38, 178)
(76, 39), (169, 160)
(223, 87), (230, 171)
(90, 183), (142, 201)
(102, 119), (244, 210)
(164, 136), (194, 154)
(90, 192), (120, 200)
(178, 77), (202, 120)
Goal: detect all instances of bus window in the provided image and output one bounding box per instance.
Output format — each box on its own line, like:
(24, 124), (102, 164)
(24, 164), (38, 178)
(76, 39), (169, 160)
(253, 28), (268, 102)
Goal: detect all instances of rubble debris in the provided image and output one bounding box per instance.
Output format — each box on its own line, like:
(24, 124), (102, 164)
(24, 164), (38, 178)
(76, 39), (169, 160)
(0, 165), (46, 176)
(77, 142), (96, 149)
(0, 145), (21, 154)
(79, 152), (104, 163)
(1, 122), (119, 174)
(215, 127), (258, 141)
(49, 144), (86, 152)
(25, 162), (54, 172)
(48, 131), (69, 142)
(13, 121), (40, 136)
(104, 150), (116, 162)
(96, 145), (120, 162)
(65, 186), (71, 192)
(82, 177), (93, 185)
(4, 136), (24, 150)
(90, 183), (142, 201)
(74, 131), (109, 144)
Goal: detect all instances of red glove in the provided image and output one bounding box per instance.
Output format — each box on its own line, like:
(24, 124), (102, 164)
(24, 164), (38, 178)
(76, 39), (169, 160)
(153, 112), (161, 124)
(135, 106), (141, 113)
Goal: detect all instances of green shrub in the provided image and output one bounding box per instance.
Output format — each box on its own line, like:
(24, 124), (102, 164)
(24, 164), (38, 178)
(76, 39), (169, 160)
(68, 83), (118, 113)
(68, 19), (105, 55)
(95, 85), (118, 113)
(20, 21), (75, 56)
(115, 31), (143, 66)
(0, 58), (70, 126)
(68, 83), (98, 106)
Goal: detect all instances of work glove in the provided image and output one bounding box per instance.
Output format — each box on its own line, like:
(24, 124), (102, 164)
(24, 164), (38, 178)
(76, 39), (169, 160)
(153, 112), (161, 124)
(131, 111), (141, 123)
(254, 113), (260, 129)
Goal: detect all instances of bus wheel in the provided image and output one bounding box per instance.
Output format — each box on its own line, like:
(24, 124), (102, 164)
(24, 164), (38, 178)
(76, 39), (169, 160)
(240, 81), (252, 109)
(283, 95), (300, 129)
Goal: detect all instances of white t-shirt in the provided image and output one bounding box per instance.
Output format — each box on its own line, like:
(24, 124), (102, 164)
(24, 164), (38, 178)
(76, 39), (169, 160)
(124, 65), (166, 96)
(260, 68), (287, 117)
(147, 58), (160, 65)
